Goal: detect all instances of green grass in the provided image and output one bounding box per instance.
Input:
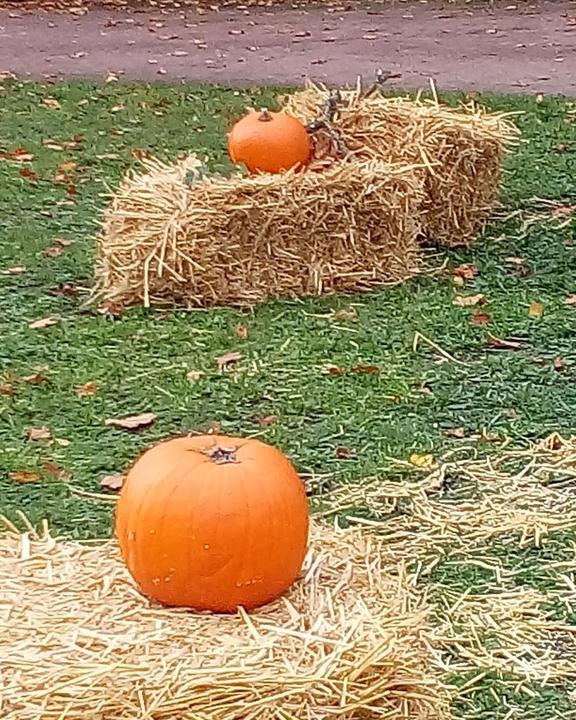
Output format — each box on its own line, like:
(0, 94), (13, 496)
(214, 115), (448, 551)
(1, 80), (576, 717)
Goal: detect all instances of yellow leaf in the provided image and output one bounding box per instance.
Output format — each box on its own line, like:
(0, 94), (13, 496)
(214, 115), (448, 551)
(528, 301), (544, 318)
(409, 453), (435, 469)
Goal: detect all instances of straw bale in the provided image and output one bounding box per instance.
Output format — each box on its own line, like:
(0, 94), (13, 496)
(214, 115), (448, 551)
(281, 83), (520, 247)
(94, 155), (423, 309)
(0, 521), (451, 720)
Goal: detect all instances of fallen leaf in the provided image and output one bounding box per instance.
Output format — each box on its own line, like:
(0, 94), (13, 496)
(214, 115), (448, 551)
(351, 364), (380, 374)
(453, 263), (479, 281)
(105, 412), (156, 431)
(100, 473), (125, 491)
(57, 161), (78, 174)
(42, 460), (70, 480)
(22, 367), (50, 384)
(6, 147), (34, 162)
(215, 351), (242, 370)
(53, 437), (70, 447)
(444, 427), (466, 439)
(27, 426), (51, 441)
(8, 470), (40, 484)
(43, 138), (65, 151)
(0, 266), (26, 275)
(321, 364), (344, 375)
(528, 301), (544, 318)
(332, 306), (358, 322)
(255, 414), (277, 426)
(554, 356), (565, 371)
(186, 370), (204, 382)
(0, 384), (14, 395)
(505, 256), (526, 265)
(29, 316), (59, 329)
(564, 295), (576, 305)
(409, 453), (435, 469)
(76, 381), (100, 397)
(470, 310), (491, 326)
(42, 97), (61, 109)
(335, 446), (353, 459)
(19, 167), (38, 182)
(453, 293), (486, 307)
(235, 323), (249, 339)
(486, 334), (524, 350)
(42, 246), (63, 258)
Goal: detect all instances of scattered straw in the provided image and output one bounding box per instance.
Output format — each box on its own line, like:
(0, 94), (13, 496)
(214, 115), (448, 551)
(94, 154), (423, 309)
(282, 82), (520, 247)
(0, 522), (450, 720)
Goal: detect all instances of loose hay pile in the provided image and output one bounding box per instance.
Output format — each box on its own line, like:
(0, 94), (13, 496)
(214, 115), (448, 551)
(94, 155), (423, 309)
(0, 522), (450, 720)
(281, 83), (520, 247)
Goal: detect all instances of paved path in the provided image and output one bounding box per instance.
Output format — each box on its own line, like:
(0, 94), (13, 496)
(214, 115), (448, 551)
(1, 1), (575, 93)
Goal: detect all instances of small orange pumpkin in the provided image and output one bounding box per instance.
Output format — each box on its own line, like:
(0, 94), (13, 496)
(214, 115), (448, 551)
(115, 435), (309, 613)
(228, 108), (312, 174)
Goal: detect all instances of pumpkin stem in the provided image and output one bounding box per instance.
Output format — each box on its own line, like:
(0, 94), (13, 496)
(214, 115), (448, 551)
(205, 446), (239, 464)
(258, 108), (273, 122)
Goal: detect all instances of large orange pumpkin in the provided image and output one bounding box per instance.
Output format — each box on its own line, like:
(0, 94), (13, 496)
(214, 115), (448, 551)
(227, 108), (311, 174)
(115, 435), (309, 613)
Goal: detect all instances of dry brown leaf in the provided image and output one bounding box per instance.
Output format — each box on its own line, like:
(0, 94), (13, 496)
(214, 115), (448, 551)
(486, 334), (524, 350)
(0, 266), (26, 275)
(0, 384), (14, 395)
(42, 460), (70, 480)
(186, 370), (204, 382)
(27, 426), (51, 441)
(505, 256), (526, 265)
(321, 364), (344, 375)
(57, 161), (78, 174)
(235, 323), (249, 340)
(42, 246), (63, 258)
(255, 414), (277, 426)
(444, 427), (466, 439)
(19, 168), (38, 182)
(453, 263), (479, 281)
(528, 301), (544, 318)
(215, 351), (242, 370)
(100, 473), (125, 492)
(470, 310), (491, 326)
(22, 368), (49, 384)
(29, 316), (59, 329)
(554, 356), (565, 371)
(76, 381), (100, 397)
(335, 446), (353, 459)
(105, 412), (156, 431)
(564, 295), (576, 305)
(351, 364), (380, 375)
(42, 97), (61, 109)
(8, 470), (40, 484)
(453, 293), (486, 307)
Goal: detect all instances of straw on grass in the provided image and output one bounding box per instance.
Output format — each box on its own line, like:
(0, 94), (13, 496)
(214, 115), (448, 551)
(282, 82), (520, 247)
(0, 522), (451, 720)
(94, 155), (423, 309)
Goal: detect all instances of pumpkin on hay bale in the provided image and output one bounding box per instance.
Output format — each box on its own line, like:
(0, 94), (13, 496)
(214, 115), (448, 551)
(281, 80), (520, 247)
(0, 519), (451, 720)
(116, 434), (310, 613)
(93, 153), (423, 310)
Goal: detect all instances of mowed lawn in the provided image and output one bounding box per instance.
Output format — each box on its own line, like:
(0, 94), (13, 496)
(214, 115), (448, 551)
(1, 81), (576, 717)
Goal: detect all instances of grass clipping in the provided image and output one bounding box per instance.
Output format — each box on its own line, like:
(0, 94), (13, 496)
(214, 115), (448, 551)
(282, 83), (520, 247)
(0, 522), (449, 720)
(94, 154), (423, 309)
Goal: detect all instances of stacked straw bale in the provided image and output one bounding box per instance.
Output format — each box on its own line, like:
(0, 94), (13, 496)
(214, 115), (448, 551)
(0, 521), (451, 720)
(281, 83), (520, 247)
(95, 155), (423, 309)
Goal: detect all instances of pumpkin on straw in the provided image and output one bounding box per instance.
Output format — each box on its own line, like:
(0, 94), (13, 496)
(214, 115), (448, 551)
(115, 434), (309, 613)
(227, 108), (312, 174)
